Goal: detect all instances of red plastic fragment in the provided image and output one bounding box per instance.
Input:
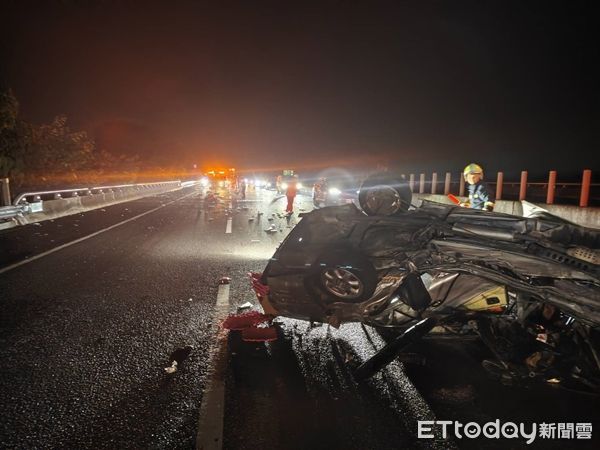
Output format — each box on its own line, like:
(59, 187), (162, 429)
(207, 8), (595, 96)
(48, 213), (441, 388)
(222, 310), (272, 330)
(241, 326), (278, 342)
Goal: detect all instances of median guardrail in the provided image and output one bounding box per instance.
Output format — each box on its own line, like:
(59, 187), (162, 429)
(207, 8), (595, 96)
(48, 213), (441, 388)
(0, 180), (185, 229)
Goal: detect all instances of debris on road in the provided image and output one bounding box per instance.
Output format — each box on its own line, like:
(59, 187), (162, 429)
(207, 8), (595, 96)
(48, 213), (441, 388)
(241, 326), (278, 342)
(237, 301), (254, 311)
(222, 310), (278, 342)
(165, 345), (194, 374)
(165, 361), (178, 374)
(269, 194), (285, 205)
(222, 311), (272, 330)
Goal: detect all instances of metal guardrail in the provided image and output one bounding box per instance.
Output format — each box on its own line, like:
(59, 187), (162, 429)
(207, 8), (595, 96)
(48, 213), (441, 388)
(12, 180), (182, 205)
(0, 204), (30, 220)
(0, 181), (184, 224)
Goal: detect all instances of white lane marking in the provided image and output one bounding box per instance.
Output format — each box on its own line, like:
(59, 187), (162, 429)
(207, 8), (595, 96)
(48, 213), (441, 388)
(0, 190), (198, 275)
(225, 217), (232, 234)
(196, 283), (230, 450)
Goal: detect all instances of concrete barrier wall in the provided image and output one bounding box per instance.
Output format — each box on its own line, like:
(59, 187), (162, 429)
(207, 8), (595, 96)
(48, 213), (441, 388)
(415, 194), (600, 229)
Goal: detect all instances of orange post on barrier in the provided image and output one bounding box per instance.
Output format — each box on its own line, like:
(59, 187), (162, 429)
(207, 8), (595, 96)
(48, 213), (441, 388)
(580, 169), (591, 207)
(519, 171), (528, 201)
(444, 172), (451, 195)
(496, 172), (503, 200)
(431, 172), (437, 194)
(547, 171), (556, 205)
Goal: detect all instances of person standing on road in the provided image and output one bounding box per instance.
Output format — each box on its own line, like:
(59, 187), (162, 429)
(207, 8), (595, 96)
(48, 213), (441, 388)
(313, 177), (327, 207)
(462, 163), (495, 211)
(285, 175), (299, 215)
(239, 178), (247, 200)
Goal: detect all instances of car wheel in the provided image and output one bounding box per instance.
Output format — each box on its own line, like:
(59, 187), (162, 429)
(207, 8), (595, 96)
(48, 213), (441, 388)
(358, 172), (412, 216)
(309, 250), (377, 302)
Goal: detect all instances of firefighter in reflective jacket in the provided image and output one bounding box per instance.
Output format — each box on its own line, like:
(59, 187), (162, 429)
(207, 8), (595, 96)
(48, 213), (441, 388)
(285, 175), (299, 214)
(462, 163), (495, 211)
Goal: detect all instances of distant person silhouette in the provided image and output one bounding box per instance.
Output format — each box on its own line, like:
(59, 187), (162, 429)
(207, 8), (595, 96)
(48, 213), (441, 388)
(285, 175), (298, 215)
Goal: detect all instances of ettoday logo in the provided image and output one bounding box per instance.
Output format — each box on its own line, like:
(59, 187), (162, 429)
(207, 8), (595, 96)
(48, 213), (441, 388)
(418, 420), (593, 444)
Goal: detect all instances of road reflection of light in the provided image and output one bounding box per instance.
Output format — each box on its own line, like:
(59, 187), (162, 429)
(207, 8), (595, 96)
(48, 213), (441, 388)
(231, 246), (275, 261)
(149, 236), (275, 262)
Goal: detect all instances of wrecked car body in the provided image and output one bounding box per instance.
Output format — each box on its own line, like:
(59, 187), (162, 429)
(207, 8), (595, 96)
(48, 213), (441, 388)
(257, 194), (600, 391)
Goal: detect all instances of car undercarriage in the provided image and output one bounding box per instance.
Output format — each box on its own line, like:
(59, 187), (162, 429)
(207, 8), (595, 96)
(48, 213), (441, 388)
(258, 196), (600, 391)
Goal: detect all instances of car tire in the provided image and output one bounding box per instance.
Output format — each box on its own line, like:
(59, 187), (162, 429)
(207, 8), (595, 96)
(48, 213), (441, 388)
(308, 249), (377, 302)
(358, 172), (412, 216)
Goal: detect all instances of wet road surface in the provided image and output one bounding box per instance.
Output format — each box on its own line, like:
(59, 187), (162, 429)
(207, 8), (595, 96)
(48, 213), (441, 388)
(0, 185), (286, 448)
(1, 185), (598, 449)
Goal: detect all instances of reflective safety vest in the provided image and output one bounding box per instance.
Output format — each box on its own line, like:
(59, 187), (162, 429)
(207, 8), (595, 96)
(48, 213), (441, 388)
(467, 181), (494, 210)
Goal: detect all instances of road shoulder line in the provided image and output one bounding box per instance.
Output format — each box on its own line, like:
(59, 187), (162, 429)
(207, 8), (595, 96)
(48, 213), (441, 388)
(196, 283), (230, 450)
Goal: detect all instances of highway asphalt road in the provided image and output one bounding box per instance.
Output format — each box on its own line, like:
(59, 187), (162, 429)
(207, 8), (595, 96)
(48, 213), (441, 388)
(0, 185), (598, 449)
(0, 186), (277, 448)
(0, 186), (438, 449)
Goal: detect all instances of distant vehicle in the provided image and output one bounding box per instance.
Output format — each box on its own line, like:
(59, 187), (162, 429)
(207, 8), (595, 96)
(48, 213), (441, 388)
(243, 174), (270, 189)
(204, 168), (236, 188)
(253, 172), (600, 392)
(312, 175), (360, 207)
(279, 170), (304, 192)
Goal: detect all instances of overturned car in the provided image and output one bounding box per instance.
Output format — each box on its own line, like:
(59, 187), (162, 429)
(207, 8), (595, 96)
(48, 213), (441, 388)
(256, 175), (600, 392)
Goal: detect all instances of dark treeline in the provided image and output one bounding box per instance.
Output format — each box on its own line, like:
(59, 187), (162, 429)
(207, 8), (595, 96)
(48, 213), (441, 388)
(0, 89), (190, 193)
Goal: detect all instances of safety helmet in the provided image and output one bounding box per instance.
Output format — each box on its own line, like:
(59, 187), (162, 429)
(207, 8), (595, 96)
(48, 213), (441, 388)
(463, 163), (483, 179)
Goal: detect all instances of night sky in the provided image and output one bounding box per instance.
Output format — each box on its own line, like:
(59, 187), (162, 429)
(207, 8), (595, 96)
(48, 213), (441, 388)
(1, 1), (598, 178)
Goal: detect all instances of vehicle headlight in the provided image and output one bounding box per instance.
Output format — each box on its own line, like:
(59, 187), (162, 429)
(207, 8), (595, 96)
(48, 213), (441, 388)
(297, 182), (303, 189)
(218, 181), (224, 187)
(281, 182), (288, 190)
(200, 177), (209, 187)
(328, 187), (341, 196)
